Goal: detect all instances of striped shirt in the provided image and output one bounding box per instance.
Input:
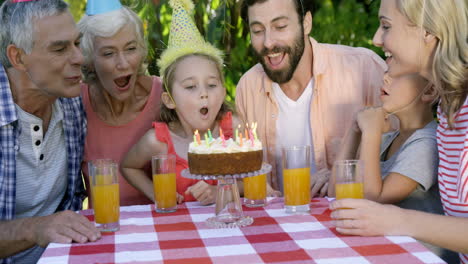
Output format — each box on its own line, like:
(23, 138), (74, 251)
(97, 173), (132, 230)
(0, 65), (87, 264)
(437, 96), (468, 264)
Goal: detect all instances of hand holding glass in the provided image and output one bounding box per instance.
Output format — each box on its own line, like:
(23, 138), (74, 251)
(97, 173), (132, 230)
(334, 160), (364, 199)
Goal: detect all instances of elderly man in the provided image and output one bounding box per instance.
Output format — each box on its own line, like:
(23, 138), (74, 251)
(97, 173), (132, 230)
(0, 0), (100, 263)
(236, 0), (386, 196)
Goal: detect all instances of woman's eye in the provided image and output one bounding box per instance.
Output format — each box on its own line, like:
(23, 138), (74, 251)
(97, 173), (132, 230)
(381, 23), (390, 30)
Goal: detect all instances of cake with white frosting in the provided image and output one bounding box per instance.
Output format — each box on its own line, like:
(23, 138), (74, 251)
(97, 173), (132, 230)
(188, 137), (263, 175)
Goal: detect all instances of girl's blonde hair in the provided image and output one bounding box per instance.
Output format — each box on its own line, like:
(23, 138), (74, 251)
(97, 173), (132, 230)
(159, 53), (232, 124)
(397, 0), (468, 126)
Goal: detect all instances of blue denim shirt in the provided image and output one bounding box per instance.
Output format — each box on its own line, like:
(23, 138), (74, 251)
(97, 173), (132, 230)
(0, 65), (87, 264)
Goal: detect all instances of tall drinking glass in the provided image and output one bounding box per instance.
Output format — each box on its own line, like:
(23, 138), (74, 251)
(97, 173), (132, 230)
(152, 154), (177, 213)
(89, 159), (120, 232)
(334, 160), (364, 199)
(244, 148), (267, 207)
(243, 173), (267, 207)
(282, 145), (311, 214)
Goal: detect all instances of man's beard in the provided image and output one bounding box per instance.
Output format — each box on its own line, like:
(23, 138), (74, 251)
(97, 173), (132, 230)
(253, 31), (305, 84)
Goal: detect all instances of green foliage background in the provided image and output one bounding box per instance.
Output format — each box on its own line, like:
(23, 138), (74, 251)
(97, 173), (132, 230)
(1, 0), (382, 101)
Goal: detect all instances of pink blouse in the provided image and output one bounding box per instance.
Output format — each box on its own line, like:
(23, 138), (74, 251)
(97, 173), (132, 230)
(81, 76), (162, 207)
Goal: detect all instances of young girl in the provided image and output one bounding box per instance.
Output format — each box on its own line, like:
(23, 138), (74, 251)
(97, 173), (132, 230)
(329, 73), (443, 214)
(331, 0), (467, 263)
(121, 0), (239, 205)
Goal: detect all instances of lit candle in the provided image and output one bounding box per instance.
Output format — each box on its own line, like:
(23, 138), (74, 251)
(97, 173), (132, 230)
(239, 132), (243, 147)
(204, 133), (209, 146)
(195, 130), (201, 145)
(244, 123), (249, 141)
(193, 131), (197, 146)
(236, 124), (240, 143)
(219, 127), (226, 147)
(208, 129), (213, 142)
(249, 129), (254, 147)
(252, 122), (258, 140)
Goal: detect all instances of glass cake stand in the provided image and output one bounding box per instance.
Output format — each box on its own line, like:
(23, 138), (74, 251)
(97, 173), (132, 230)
(181, 163), (272, 228)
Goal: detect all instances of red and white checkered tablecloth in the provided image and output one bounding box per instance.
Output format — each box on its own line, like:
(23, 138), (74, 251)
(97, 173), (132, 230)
(38, 198), (445, 264)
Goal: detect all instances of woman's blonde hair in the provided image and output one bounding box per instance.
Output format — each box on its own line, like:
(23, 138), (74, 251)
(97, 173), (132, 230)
(397, 0), (468, 126)
(159, 53), (232, 124)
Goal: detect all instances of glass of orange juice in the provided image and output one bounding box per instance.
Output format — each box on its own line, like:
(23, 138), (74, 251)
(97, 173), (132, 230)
(334, 160), (364, 200)
(282, 145), (311, 214)
(244, 172), (267, 207)
(89, 159), (120, 232)
(244, 148), (267, 207)
(152, 154), (177, 213)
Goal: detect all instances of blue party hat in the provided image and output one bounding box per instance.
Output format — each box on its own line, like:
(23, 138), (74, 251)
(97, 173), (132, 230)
(86, 0), (122, 16)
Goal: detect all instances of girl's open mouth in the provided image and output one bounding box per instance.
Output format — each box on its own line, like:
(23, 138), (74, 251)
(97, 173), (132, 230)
(200, 107), (208, 115)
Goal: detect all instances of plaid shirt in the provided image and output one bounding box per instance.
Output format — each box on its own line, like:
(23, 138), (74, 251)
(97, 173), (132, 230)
(0, 65), (87, 263)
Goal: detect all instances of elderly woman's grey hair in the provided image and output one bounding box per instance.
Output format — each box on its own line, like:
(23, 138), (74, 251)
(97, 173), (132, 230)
(78, 6), (148, 82)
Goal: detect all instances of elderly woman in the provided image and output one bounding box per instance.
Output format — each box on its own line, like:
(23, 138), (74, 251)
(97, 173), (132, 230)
(78, 5), (162, 206)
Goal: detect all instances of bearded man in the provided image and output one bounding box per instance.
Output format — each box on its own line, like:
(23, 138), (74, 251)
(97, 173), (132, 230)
(236, 0), (386, 196)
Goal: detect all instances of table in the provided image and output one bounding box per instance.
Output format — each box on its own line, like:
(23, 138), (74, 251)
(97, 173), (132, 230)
(38, 198), (445, 264)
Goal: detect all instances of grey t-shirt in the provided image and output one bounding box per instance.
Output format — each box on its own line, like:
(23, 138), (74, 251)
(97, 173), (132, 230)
(380, 120), (443, 214)
(13, 101), (68, 264)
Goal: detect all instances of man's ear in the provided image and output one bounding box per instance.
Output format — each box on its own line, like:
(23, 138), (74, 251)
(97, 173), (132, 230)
(6, 44), (27, 71)
(303, 11), (312, 36)
(162, 92), (176, 109)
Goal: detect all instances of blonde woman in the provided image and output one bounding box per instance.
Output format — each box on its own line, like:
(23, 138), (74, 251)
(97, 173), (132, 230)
(330, 0), (468, 262)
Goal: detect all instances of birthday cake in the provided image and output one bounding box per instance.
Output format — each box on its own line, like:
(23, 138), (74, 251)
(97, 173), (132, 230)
(188, 130), (263, 175)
